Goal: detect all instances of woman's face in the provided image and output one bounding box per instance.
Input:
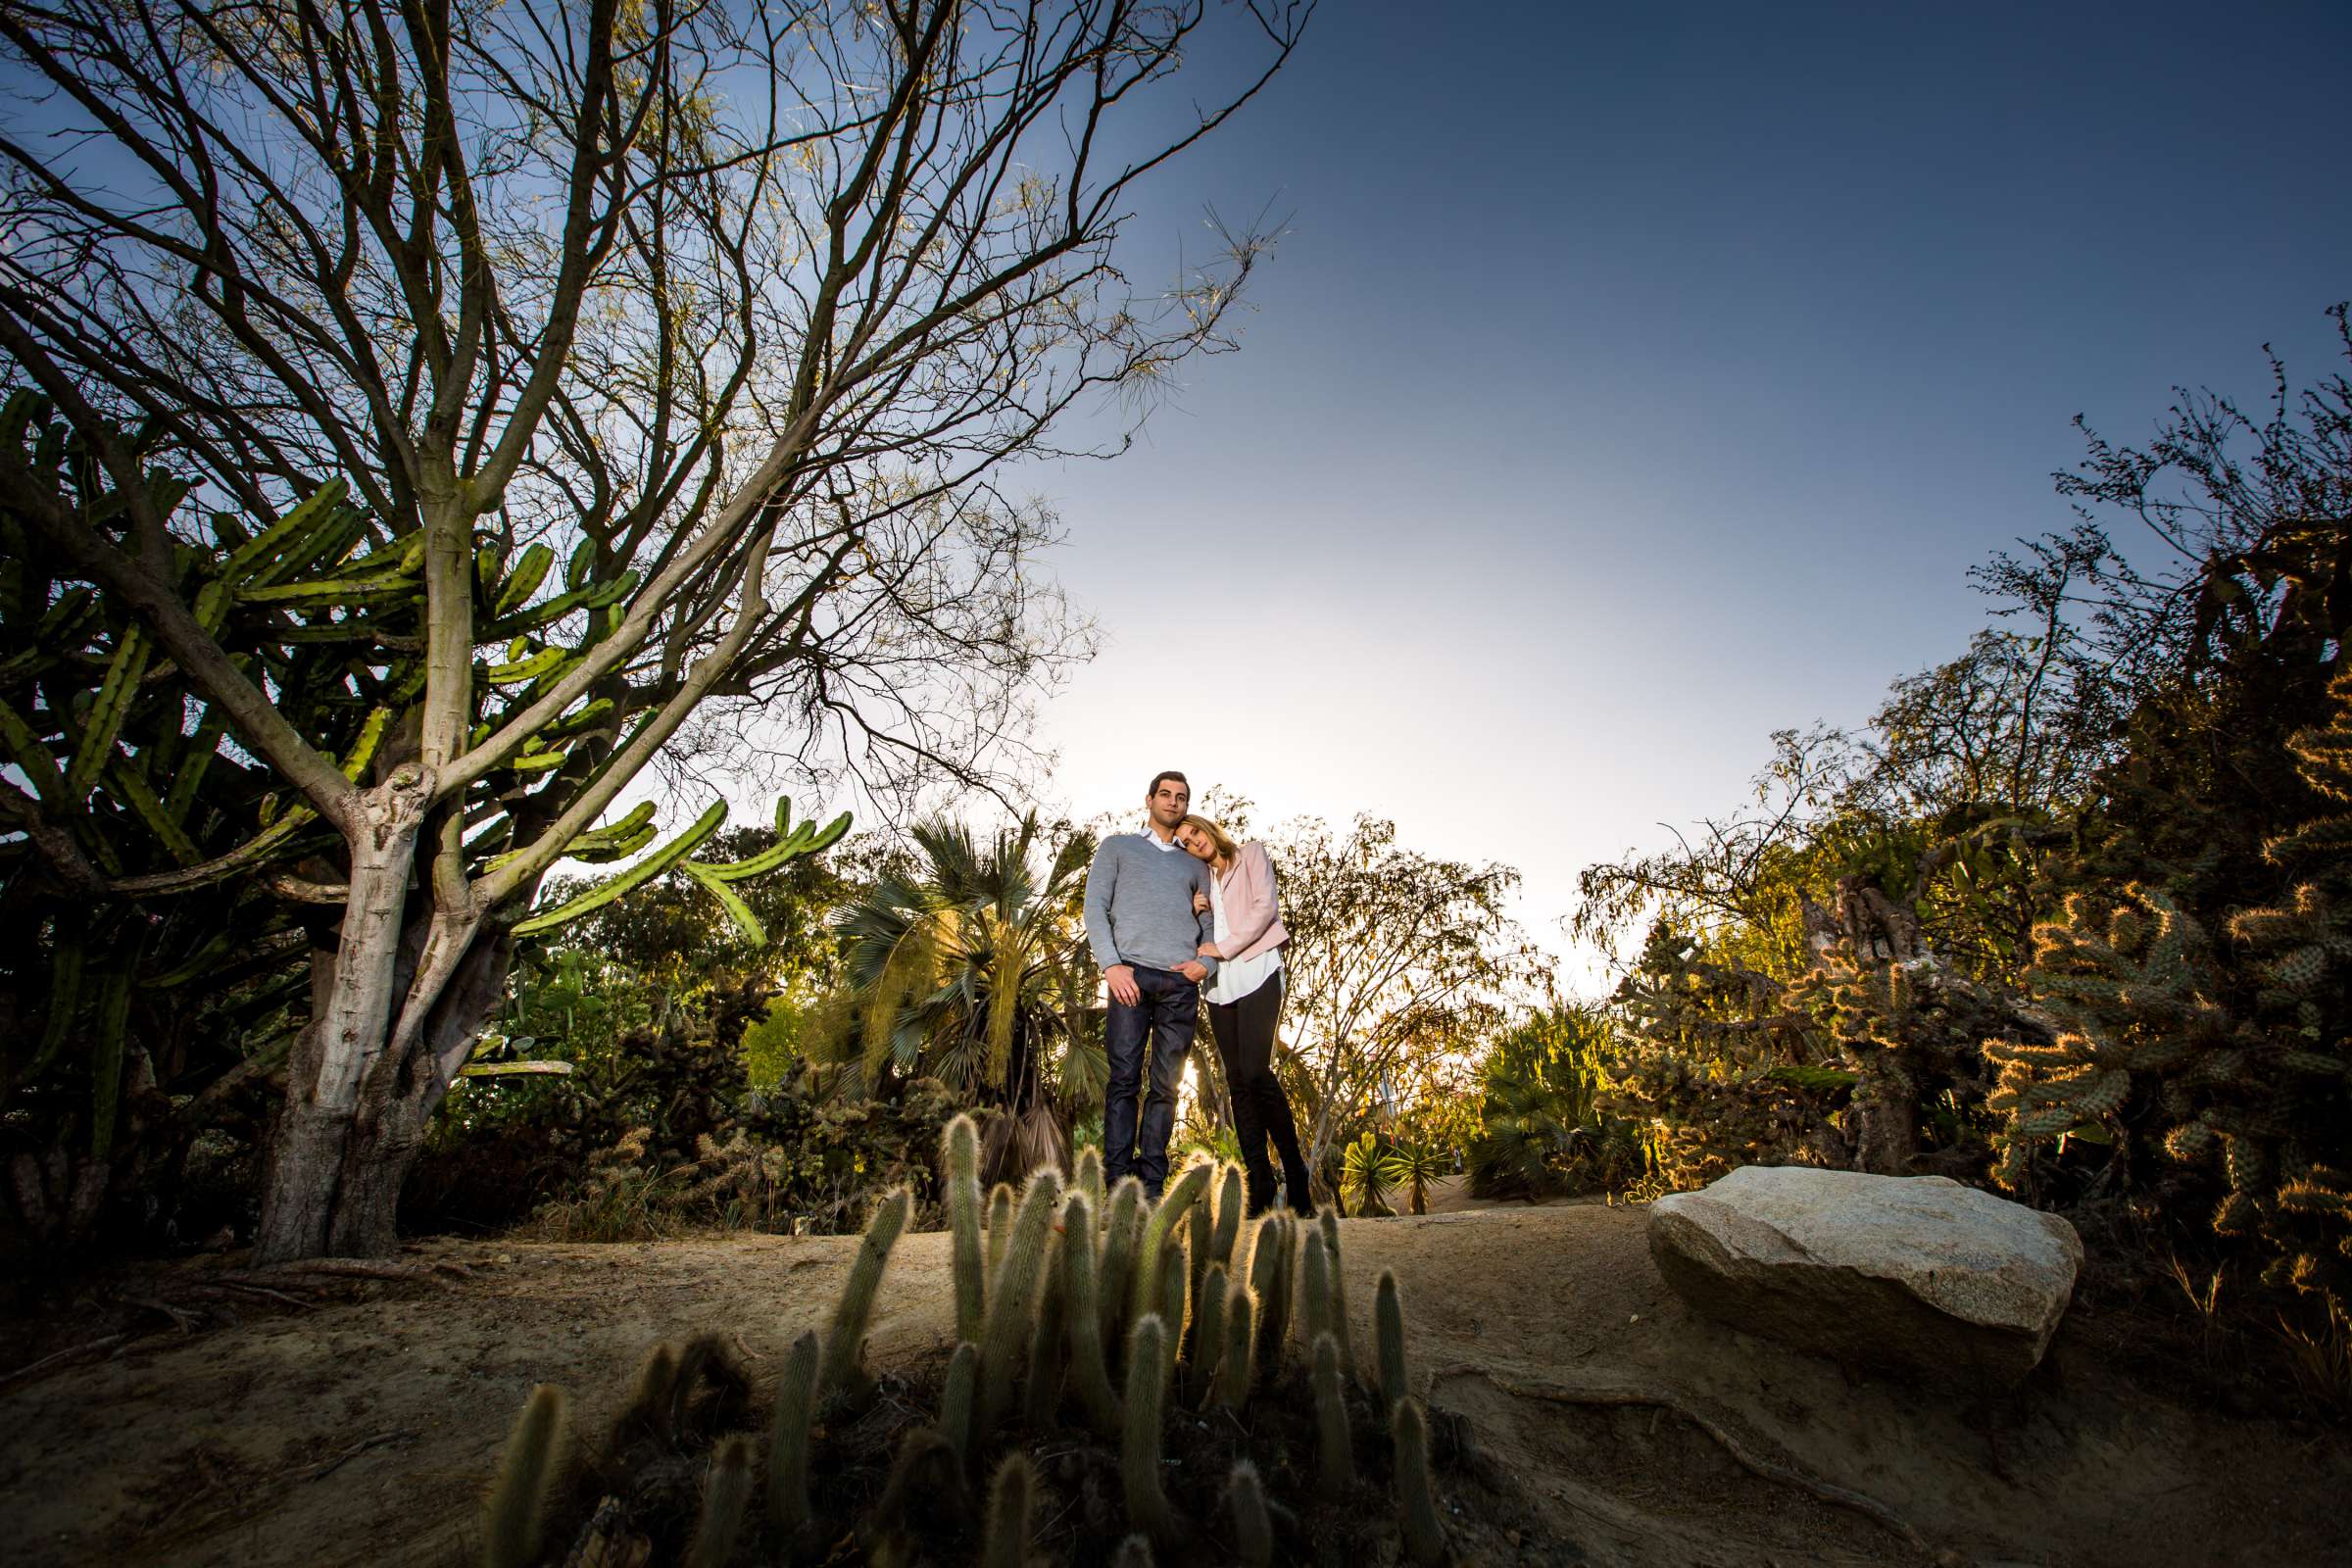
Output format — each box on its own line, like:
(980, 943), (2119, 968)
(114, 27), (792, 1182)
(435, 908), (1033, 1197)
(1174, 823), (1216, 862)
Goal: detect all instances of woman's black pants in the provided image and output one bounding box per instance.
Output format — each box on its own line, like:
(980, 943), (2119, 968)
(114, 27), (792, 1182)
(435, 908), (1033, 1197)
(1207, 970), (1311, 1215)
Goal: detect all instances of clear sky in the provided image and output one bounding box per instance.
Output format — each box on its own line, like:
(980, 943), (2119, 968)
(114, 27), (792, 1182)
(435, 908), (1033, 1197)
(994, 1), (2352, 993)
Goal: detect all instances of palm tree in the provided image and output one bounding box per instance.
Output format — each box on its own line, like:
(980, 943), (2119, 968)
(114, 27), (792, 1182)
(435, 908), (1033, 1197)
(814, 816), (1104, 1182)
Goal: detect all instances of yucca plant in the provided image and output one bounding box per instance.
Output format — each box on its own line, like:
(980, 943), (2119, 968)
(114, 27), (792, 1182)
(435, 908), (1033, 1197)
(1380, 1140), (1448, 1216)
(1340, 1132), (1396, 1217)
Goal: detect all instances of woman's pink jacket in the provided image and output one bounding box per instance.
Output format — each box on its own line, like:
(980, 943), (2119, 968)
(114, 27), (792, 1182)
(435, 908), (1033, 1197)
(1208, 841), (1289, 962)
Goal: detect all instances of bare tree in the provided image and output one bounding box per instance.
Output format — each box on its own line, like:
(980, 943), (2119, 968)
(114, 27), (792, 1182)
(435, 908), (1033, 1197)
(0, 0), (1310, 1258)
(1268, 814), (1545, 1173)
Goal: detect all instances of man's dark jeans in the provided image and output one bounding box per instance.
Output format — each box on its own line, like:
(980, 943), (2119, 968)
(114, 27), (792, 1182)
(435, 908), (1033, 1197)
(1103, 963), (1197, 1198)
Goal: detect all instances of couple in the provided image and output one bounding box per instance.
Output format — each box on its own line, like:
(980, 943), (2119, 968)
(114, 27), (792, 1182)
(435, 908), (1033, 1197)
(1080, 769), (1312, 1217)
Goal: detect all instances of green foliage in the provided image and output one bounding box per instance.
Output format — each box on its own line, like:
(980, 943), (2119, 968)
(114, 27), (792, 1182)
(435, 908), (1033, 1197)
(1340, 1133), (1396, 1217)
(1469, 1007), (1647, 1200)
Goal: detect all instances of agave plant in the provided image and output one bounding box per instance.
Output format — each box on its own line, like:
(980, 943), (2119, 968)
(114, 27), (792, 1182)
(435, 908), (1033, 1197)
(1341, 1132), (1396, 1217)
(812, 816), (1104, 1179)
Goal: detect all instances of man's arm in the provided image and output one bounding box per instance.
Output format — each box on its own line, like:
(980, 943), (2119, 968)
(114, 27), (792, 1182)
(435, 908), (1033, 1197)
(1082, 837), (1123, 969)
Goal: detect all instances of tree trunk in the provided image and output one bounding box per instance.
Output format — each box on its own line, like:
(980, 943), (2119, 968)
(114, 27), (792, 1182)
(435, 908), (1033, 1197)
(1851, 1066), (1920, 1176)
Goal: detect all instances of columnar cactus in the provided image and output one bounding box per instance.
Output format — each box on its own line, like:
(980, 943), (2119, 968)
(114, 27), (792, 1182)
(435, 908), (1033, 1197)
(987, 1181), (1016, 1278)
(1128, 1161), (1211, 1325)
(482, 1384), (568, 1568)
(1076, 1146), (1105, 1208)
(1228, 1458), (1274, 1566)
(1312, 1333), (1354, 1494)
(683, 1435), (753, 1568)
(1319, 1207), (1356, 1380)
(1191, 1262), (1230, 1397)
(1393, 1396), (1446, 1565)
(983, 1452), (1036, 1568)
(764, 1331), (819, 1548)
(1060, 1190), (1121, 1436)
(1376, 1270), (1410, 1414)
(1121, 1314), (1178, 1544)
(945, 1114), (986, 1344)
(820, 1187), (912, 1400)
(1100, 1178), (1146, 1356)
(1211, 1279), (1256, 1411)
(979, 1170), (1063, 1441)
(939, 1341), (980, 1468)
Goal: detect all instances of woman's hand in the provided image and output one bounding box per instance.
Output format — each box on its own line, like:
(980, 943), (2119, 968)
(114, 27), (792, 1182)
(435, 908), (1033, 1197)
(1193, 891), (1209, 913)
(1198, 942), (1220, 958)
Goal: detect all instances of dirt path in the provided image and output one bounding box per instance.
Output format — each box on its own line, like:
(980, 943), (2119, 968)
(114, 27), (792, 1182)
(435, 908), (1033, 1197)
(2, 1204), (2344, 1567)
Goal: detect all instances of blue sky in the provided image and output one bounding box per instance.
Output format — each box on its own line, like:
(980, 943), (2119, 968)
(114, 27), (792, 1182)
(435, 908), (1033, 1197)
(1008, 2), (2351, 990)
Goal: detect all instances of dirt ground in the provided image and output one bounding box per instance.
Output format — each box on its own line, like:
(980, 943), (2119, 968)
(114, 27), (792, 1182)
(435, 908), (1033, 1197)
(3, 1201), (2347, 1568)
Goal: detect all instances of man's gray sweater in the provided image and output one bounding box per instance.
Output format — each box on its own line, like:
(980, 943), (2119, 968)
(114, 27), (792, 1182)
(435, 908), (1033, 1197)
(1083, 833), (1219, 977)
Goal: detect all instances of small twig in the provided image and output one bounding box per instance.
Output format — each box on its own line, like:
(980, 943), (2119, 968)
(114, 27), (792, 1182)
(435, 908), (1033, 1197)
(297, 1428), (416, 1483)
(1431, 1364), (1932, 1555)
(0, 1332), (129, 1392)
(127, 1296), (205, 1335)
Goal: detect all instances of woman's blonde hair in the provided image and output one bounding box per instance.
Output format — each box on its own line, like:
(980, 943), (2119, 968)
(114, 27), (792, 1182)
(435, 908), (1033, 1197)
(1178, 813), (1241, 864)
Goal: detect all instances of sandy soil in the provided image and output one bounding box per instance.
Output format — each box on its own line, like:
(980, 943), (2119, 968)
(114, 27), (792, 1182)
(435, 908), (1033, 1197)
(3, 1203), (2346, 1568)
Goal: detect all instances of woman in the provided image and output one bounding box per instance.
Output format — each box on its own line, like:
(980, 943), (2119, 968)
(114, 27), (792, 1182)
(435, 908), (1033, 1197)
(1175, 813), (1313, 1216)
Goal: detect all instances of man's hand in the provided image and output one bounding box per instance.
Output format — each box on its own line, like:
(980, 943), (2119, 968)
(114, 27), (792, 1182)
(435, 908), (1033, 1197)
(1105, 963), (1141, 1006)
(1176, 959), (1208, 984)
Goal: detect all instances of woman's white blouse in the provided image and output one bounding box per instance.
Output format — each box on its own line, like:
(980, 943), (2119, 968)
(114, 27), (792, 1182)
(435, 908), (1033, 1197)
(1204, 867), (1282, 1005)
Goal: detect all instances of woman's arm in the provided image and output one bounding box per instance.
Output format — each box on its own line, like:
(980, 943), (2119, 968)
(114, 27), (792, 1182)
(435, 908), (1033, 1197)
(1210, 842), (1281, 957)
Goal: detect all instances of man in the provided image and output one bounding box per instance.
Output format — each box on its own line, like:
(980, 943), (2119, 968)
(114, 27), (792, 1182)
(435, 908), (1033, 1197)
(1083, 769), (1217, 1199)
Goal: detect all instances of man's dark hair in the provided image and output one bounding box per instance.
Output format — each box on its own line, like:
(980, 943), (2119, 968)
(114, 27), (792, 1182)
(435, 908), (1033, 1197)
(1146, 769), (1189, 799)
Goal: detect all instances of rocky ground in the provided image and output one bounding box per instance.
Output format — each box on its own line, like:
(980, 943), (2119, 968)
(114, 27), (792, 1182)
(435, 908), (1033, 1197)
(2, 1200), (2345, 1567)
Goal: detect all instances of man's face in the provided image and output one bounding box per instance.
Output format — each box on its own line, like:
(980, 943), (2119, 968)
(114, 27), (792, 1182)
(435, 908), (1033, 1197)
(1148, 778), (1189, 833)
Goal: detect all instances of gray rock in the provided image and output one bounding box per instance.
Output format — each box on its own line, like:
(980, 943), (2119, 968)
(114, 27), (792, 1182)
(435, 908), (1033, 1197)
(1646, 1166), (2082, 1389)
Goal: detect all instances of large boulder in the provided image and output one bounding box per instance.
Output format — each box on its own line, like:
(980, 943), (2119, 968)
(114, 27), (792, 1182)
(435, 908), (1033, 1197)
(1646, 1166), (2082, 1389)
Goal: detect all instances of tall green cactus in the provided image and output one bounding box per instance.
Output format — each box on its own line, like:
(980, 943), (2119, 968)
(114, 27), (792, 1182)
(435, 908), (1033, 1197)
(939, 1341), (980, 1468)
(1312, 1332), (1355, 1494)
(1211, 1279), (1255, 1411)
(1121, 1314), (1178, 1544)
(514, 794), (851, 943)
(1191, 1261), (1230, 1400)
(1127, 1161), (1210, 1326)
(983, 1452), (1037, 1568)
(1099, 1177), (1145, 1357)
(684, 1435), (754, 1568)
(481, 1384), (569, 1568)
(1300, 1231), (1334, 1353)
(1061, 1190), (1121, 1437)
(1319, 1208), (1356, 1381)
(1377, 1270), (1410, 1414)
(945, 1114), (986, 1344)
(1076, 1145), (1106, 1208)
(987, 1180), (1016, 1278)
(1228, 1459), (1274, 1566)
(765, 1331), (819, 1550)
(1392, 1396), (1446, 1566)
(820, 1186), (911, 1400)
(978, 1170), (1062, 1441)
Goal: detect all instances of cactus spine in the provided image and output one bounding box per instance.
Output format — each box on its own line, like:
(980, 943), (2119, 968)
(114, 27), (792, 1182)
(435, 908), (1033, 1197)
(987, 1181), (1015, 1278)
(765, 1331), (819, 1548)
(1393, 1396), (1446, 1566)
(820, 1186), (911, 1400)
(685, 1434), (754, 1568)
(1100, 1177), (1145, 1356)
(1376, 1270), (1410, 1414)
(982, 1452), (1036, 1568)
(1311, 1332), (1355, 1494)
(1211, 1279), (1255, 1410)
(1249, 1215), (1290, 1381)
(1229, 1459), (1274, 1566)
(1188, 1174), (1215, 1306)
(1128, 1161), (1211, 1326)
(978, 1170), (1062, 1441)
(1122, 1314), (1178, 1544)
(1061, 1191), (1121, 1435)
(481, 1383), (568, 1568)
(946, 1114), (986, 1344)
(1157, 1242), (1189, 1383)
(938, 1341), (980, 1468)
(616, 1341), (681, 1448)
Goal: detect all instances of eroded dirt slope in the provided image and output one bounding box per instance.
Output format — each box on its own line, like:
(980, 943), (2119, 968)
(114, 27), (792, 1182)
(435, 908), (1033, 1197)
(1, 1204), (2343, 1567)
